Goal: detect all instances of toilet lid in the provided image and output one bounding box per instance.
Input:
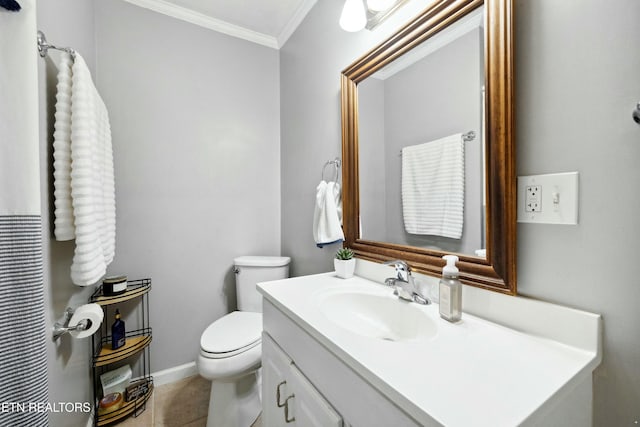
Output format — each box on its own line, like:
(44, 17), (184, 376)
(200, 311), (262, 356)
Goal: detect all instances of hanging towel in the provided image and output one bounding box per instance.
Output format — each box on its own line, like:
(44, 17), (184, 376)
(69, 53), (116, 286)
(53, 52), (74, 240)
(52, 53), (116, 286)
(401, 133), (465, 239)
(313, 180), (344, 248)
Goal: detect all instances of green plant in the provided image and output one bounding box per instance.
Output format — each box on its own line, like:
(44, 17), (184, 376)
(335, 247), (354, 260)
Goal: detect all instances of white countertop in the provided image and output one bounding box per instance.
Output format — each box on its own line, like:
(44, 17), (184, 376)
(258, 272), (601, 427)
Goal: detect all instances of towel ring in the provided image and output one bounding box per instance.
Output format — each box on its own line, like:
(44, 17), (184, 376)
(322, 158), (341, 182)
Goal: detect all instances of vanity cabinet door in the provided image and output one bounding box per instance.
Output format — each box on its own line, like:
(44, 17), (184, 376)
(263, 332), (343, 427)
(288, 364), (342, 427)
(262, 333), (293, 427)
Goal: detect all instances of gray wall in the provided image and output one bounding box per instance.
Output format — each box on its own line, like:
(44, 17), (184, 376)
(36, 1), (98, 426)
(36, 1), (280, 425)
(280, 0), (640, 424)
(94, 0), (281, 371)
(515, 1), (640, 424)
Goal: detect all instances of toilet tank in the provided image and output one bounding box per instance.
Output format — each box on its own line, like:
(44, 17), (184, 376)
(234, 256), (290, 313)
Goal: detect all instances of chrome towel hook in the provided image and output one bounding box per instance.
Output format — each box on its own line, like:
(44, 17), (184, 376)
(633, 102), (640, 124)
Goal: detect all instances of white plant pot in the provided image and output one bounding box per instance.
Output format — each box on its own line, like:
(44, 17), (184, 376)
(334, 258), (355, 279)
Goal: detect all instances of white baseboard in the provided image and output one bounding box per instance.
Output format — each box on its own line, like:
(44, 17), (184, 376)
(152, 361), (198, 387)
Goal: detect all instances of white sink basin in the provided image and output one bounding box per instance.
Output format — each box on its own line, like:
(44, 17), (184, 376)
(317, 289), (437, 342)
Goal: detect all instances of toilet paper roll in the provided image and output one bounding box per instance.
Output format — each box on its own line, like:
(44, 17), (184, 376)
(69, 303), (104, 339)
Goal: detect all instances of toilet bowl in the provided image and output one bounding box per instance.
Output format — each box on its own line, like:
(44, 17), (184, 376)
(198, 311), (263, 427)
(197, 256), (290, 427)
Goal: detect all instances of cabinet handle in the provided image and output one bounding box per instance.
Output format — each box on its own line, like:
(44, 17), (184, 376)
(276, 381), (287, 407)
(284, 394), (295, 423)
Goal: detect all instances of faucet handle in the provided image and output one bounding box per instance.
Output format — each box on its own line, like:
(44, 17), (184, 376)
(383, 260), (411, 271)
(383, 260), (411, 281)
(411, 292), (430, 305)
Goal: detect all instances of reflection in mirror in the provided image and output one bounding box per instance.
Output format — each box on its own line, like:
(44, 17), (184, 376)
(358, 7), (485, 257)
(341, 0), (516, 294)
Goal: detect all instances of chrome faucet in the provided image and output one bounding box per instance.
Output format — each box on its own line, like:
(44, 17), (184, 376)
(383, 260), (430, 305)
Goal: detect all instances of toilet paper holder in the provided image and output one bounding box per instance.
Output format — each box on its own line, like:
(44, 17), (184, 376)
(53, 307), (91, 340)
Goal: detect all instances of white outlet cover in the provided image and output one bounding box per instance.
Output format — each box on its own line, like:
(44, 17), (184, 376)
(517, 172), (579, 224)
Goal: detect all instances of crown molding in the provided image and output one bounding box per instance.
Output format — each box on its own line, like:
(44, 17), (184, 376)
(276, 0), (317, 48)
(122, 0), (279, 49)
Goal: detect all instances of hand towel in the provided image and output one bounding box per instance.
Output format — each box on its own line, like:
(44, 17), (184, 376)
(67, 54), (116, 286)
(401, 133), (464, 239)
(52, 52), (75, 240)
(313, 180), (344, 248)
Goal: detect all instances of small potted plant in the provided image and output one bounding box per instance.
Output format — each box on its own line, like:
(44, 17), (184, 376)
(334, 247), (355, 279)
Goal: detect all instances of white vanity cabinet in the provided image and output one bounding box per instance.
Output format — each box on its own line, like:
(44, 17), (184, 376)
(262, 332), (342, 427)
(259, 273), (602, 427)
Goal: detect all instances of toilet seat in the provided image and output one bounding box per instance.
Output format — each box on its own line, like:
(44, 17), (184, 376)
(200, 311), (262, 359)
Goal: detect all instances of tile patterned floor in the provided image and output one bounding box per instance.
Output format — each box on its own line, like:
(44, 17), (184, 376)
(118, 375), (262, 427)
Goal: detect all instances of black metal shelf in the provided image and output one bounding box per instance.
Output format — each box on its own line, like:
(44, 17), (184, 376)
(92, 328), (153, 368)
(95, 377), (154, 427)
(91, 278), (153, 426)
(90, 278), (151, 306)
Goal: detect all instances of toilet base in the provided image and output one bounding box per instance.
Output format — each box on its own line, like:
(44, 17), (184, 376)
(206, 370), (261, 427)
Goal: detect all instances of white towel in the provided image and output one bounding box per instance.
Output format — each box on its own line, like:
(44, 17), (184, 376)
(53, 52), (75, 240)
(313, 181), (344, 248)
(52, 53), (115, 286)
(401, 133), (464, 239)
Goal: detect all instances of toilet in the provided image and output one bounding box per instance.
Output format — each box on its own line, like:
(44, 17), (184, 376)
(197, 256), (290, 427)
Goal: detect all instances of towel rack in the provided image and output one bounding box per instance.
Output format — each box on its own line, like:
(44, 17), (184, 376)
(399, 131), (476, 156)
(37, 30), (76, 59)
(322, 158), (341, 182)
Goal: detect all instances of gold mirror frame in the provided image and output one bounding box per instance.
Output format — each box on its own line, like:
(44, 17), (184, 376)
(341, 0), (516, 294)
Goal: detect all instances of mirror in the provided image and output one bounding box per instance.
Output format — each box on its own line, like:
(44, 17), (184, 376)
(341, 0), (516, 294)
(358, 6), (485, 256)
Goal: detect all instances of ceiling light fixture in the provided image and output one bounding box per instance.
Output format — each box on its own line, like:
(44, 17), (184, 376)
(340, 0), (408, 32)
(339, 0), (367, 32)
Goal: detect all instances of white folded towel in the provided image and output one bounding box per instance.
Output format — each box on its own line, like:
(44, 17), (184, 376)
(401, 133), (465, 239)
(313, 180), (344, 248)
(52, 53), (115, 286)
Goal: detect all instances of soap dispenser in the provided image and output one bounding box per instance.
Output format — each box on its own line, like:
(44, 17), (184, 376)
(439, 255), (462, 322)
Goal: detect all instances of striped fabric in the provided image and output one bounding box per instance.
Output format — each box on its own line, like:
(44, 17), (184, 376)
(0, 215), (48, 427)
(401, 134), (465, 239)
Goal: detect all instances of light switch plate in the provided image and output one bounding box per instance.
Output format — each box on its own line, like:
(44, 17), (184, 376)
(517, 172), (579, 224)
